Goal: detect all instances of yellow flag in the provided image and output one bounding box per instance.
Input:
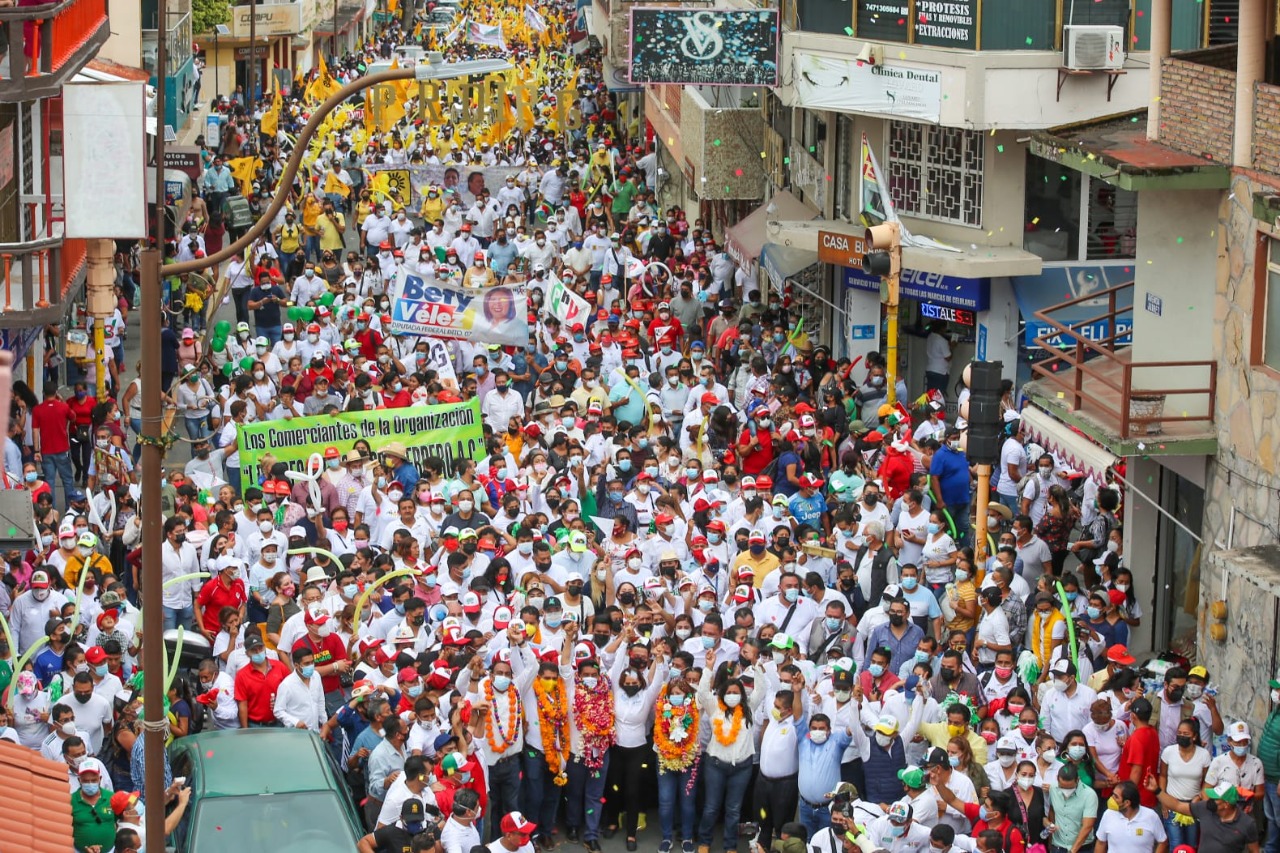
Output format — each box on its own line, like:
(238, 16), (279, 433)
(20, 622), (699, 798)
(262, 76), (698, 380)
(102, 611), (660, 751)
(324, 172), (351, 198)
(260, 88), (281, 138)
(227, 157), (261, 196)
(307, 53), (341, 103)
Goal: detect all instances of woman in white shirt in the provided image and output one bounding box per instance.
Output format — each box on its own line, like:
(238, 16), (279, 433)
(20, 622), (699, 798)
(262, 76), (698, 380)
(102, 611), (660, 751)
(605, 641), (667, 847)
(696, 653), (764, 853)
(1158, 719), (1212, 848)
(920, 509), (959, 589)
(1084, 697), (1129, 787)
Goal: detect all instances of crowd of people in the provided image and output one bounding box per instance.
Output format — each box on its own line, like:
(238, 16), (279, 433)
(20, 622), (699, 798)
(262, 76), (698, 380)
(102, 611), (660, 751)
(1, 2), (1276, 853)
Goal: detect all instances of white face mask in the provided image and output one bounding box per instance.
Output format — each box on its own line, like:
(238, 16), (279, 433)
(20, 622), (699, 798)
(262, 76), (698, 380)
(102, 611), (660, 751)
(259, 521), (274, 534)
(875, 733), (894, 748)
(458, 500), (474, 513)
(723, 693), (742, 708)
(998, 754), (1016, 768)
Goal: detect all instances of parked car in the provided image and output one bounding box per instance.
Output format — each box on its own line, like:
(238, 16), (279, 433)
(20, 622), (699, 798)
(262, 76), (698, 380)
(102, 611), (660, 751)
(167, 728), (363, 853)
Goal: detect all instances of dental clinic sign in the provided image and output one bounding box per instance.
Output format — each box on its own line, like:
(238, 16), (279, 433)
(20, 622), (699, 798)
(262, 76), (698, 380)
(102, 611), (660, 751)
(844, 265), (989, 311)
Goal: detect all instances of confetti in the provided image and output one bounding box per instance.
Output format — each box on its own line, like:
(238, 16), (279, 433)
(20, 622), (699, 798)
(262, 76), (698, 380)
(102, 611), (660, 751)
(990, 128), (996, 136)
(844, 27), (854, 35)
(1026, 36), (1034, 45)
(735, 168), (743, 176)
(1176, 237), (1184, 244)
(996, 144), (1004, 153)
(207, 750), (215, 757)
(713, 139), (722, 146)
(1131, 117), (1139, 122)
(1032, 217), (1040, 224)
(783, 157), (790, 165)
(760, 152), (766, 159)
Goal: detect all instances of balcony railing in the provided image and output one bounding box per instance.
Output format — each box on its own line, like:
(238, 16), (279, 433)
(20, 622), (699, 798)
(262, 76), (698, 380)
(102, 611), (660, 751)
(1029, 281), (1216, 440)
(0, 0), (110, 101)
(0, 233), (87, 327)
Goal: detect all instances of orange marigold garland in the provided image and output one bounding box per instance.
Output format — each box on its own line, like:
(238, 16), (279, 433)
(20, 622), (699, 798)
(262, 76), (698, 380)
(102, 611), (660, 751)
(712, 699), (745, 747)
(574, 673), (616, 770)
(534, 675), (572, 785)
(654, 684), (700, 773)
(484, 677), (523, 753)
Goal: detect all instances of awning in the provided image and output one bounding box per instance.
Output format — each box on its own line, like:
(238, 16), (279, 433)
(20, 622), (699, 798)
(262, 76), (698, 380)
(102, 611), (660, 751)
(602, 55), (639, 93)
(1020, 404), (1120, 481)
(1010, 263), (1134, 348)
(725, 189), (817, 274)
(760, 243), (818, 294)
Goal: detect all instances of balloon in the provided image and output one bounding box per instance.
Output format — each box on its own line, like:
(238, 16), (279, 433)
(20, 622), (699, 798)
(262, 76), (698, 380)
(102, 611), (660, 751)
(961, 363), (972, 388)
(211, 337), (226, 353)
(238, 356), (255, 371)
(296, 306), (315, 323)
(318, 292), (336, 308)
(214, 320), (231, 337)
(959, 400), (970, 421)
(222, 362), (236, 377)
(287, 306), (302, 322)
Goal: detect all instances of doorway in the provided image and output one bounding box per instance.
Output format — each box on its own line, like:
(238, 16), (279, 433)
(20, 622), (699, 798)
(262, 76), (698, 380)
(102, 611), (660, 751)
(1154, 468), (1205, 656)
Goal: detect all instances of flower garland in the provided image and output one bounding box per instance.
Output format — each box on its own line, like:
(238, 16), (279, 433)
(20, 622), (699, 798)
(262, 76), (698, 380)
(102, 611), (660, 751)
(573, 674), (616, 770)
(712, 699), (745, 747)
(654, 684), (700, 773)
(484, 677), (523, 753)
(534, 675), (572, 785)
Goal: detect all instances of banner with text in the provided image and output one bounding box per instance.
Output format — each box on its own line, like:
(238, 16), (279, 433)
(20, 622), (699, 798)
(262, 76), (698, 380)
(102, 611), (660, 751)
(628, 8), (780, 86)
(236, 400), (485, 489)
(366, 164), (525, 208)
(544, 273), (594, 327)
(389, 268), (529, 344)
(794, 55), (942, 123)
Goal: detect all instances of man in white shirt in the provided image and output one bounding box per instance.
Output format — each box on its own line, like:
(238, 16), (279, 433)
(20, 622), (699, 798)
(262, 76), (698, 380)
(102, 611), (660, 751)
(273, 646), (327, 731)
(754, 575), (820, 650)
(1040, 659), (1098, 742)
(440, 788), (483, 853)
(488, 811), (538, 853)
(995, 418), (1027, 510)
(65, 673), (114, 755)
(754, 677), (805, 842)
(1094, 781), (1166, 853)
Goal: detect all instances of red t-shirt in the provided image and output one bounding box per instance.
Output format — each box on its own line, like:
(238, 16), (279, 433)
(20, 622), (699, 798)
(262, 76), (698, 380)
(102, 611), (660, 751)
(292, 633), (349, 695)
(233, 659), (290, 723)
(737, 427), (775, 475)
(31, 398), (75, 455)
(66, 395), (97, 427)
(1120, 724), (1161, 806)
(196, 577), (248, 633)
(960, 804), (1026, 853)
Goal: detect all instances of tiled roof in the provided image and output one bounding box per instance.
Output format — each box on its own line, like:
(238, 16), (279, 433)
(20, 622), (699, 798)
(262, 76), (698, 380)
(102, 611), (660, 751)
(0, 740), (75, 853)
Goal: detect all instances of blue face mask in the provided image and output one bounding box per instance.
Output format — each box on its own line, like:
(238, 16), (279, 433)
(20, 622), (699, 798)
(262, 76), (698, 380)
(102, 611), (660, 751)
(250, 652), (267, 665)
(669, 693), (686, 706)
(407, 685), (423, 698)
(645, 465), (659, 478)
(395, 602), (406, 615)
(1087, 606), (1102, 620)
(825, 616), (842, 631)
(914, 650), (930, 664)
(424, 575), (438, 589)
(343, 584), (359, 599)
(492, 675), (512, 692)
(888, 824), (905, 838)
(545, 615), (563, 628)
(300, 665), (316, 679)
(701, 636), (716, 649)
(926, 522), (941, 534)
(93, 664), (109, 677)
(868, 663), (885, 677)
(1066, 591), (1078, 602)
(784, 588), (799, 603)
(617, 459), (632, 472)
(685, 467), (698, 479)
(81, 782), (100, 797)
(609, 491), (624, 503)
(708, 533), (722, 544)
(638, 438), (650, 449)
(405, 821), (425, 834)
(901, 576), (918, 590)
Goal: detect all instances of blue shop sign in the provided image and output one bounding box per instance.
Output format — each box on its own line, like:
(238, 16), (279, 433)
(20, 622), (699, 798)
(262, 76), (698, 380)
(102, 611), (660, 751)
(1025, 319), (1133, 348)
(843, 265), (990, 311)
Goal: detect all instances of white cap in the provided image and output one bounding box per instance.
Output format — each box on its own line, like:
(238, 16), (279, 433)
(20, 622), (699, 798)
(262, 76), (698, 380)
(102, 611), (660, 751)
(1228, 721), (1251, 742)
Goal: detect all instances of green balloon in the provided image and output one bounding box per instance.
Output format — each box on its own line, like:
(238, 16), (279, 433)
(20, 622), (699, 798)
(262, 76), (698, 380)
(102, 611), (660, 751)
(286, 306), (302, 322)
(222, 362), (236, 377)
(214, 320), (231, 337)
(210, 337), (226, 353)
(238, 356), (255, 371)
(296, 307), (315, 323)
(318, 292), (336, 308)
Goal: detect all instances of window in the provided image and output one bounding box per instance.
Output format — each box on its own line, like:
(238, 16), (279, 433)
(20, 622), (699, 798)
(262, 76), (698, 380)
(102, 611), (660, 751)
(886, 120), (984, 227)
(1024, 158), (1137, 261)
(1258, 236), (1280, 373)
(803, 112), (828, 165)
(834, 115), (855, 222)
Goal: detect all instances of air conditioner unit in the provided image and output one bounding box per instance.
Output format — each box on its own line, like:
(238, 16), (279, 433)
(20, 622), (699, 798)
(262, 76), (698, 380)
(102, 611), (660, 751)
(1063, 25), (1126, 71)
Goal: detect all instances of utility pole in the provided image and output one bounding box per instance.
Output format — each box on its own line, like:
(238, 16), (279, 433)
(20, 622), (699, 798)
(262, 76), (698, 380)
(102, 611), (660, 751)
(861, 221), (902, 404)
(246, 0), (258, 105)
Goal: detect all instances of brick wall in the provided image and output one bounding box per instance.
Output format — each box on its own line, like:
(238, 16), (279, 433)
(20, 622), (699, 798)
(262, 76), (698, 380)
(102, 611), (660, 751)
(1158, 57), (1235, 165)
(1254, 83), (1280, 177)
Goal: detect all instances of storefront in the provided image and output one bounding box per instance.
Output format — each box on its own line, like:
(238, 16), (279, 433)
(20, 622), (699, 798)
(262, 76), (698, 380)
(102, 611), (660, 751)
(196, 2), (308, 102)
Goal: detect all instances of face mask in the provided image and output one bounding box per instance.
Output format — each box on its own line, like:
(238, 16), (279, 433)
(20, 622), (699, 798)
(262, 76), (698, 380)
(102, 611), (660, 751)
(581, 676), (598, 690)
(407, 685), (423, 698)
(956, 569), (970, 582)
(458, 500), (474, 513)
(343, 583), (359, 599)
(1019, 723), (1038, 738)
(784, 588), (799, 603)
(259, 521), (274, 534)
(1017, 776), (1035, 790)
(995, 666), (1014, 680)
(810, 729), (829, 744)
(300, 665), (316, 679)
(81, 783), (101, 797)
(1176, 735), (1194, 748)
(888, 825), (905, 839)
(250, 651), (267, 665)
(998, 754), (1016, 768)
(545, 615), (563, 629)
(874, 732), (895, 748)
(1087, 606), (1102, 620)
(492, 675), (512, 692)
(888, 614), (905, 627)
(825, 616), (843, 632)
(1167, 687), (1185, 702)
(901, 576), (918, 591)
(868, 663), (885, 677)
(1233, 744), (1250, 757)
(1183, 684), (1204, 700)
(1041, 748), (1058, 762)
(315, 622), (333, 638)
(668, 693), (686, 707)
(1067, 744), (1087, 760)
(723, 693), (742, 707)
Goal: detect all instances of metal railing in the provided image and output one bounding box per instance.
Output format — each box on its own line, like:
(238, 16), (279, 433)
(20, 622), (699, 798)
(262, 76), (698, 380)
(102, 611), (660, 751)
(1029, 281), (1216, 438)
(0, 0), (109, 97)
(0, 235), (86, 325)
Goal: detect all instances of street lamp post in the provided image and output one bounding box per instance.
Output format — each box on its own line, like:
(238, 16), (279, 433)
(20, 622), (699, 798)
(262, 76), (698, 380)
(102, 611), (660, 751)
(137, 57), (511, 841)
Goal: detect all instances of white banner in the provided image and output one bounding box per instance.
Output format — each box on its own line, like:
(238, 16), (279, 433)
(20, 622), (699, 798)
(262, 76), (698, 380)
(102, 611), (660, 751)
(793, 54), (942, 124)
(544, 273), (593, 327)
(64, 82), (147, 238)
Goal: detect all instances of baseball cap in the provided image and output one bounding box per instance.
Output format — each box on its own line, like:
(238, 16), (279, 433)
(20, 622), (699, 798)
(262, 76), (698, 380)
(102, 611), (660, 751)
(401, 799), (426, 821)
(461, 591), (482, 613)
(500, 812), (538, 837)
(109, 790), (141, 816)
(873, 714), (899, 735)
(30, 570), (50, 589)
(244, 633), (265, 652)
(922, 747), (950, 767)
(1228, 721), (1251, 742)
(493, 606), (513, 628)
(888, 800), (912, 823)
(1205, 783), (1240, 804)
(896, 767), (925, 789)
(769, 633), (796, 651)
(1105, 644), (1136, 665)
(996, 736), (1019, 754)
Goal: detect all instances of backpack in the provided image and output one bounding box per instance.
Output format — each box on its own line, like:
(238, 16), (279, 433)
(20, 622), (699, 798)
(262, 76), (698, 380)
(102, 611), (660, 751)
(1016, 472), (1041, 504)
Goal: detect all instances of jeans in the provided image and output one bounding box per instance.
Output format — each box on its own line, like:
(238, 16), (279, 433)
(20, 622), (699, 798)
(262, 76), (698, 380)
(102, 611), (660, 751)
(41, 451), (75, 506)
(487, 756), (523, 841)
(566, 755), (610, 842)
(304, 234), (320, 261)
(998, 492), (1020, 511)
(226, 465), (241, 495)
(184, 416), (210, 442)
(257, 324), (283, 346)
(797, 798), (832, 838)
(699, 756), (752, 850)
(521, 747), (563, 838)
(925, 370), (949, 395)
(232, 288), (251, 325)
(129, 417), (143, 463)
(163, 605), (195, 631)
(948, 501), (972, 548)
(1264, 778), (1280, 853)
(1163, 810), (1198, 849)
(658, 765), (698, 843)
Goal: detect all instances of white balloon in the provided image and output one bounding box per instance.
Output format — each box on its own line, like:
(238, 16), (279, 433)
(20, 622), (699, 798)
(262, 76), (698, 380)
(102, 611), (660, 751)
(959, 401), (970, 421)
(961, 363), (972, 388)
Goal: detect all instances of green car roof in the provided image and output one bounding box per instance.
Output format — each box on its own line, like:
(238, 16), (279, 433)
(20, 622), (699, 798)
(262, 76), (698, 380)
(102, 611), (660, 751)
(172, 729), (344, 797)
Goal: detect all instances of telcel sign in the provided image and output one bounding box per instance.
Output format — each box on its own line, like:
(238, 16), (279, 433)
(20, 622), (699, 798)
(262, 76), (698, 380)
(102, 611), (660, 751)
(920, 301), (975, 326)
(817, 230), (866, 268)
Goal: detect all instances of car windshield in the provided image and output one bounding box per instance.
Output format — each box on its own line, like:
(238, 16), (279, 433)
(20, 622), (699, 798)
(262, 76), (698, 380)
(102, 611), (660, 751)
(190, 791), (358, 853)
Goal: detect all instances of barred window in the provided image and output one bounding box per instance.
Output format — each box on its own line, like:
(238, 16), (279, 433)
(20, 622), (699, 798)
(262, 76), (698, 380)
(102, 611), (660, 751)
(886, 120), (985, 228)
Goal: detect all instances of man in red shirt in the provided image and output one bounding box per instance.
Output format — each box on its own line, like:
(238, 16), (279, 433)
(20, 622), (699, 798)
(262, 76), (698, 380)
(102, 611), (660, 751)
(233, 633), (289, 727)
(1119, 696), (1161, 807)
(30, 382), (77, 506)
(293, 605), (352, 716)
(194, 556), (248, 640)
(737, 405), (777, 476)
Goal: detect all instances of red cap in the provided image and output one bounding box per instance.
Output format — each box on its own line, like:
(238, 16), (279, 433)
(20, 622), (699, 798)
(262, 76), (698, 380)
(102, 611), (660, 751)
(500, 813), (538, 837)
(655, 512), (674, 525)
(398, 666), (419, 683)
(755, 475), (773, 490)
(799, 473), (825, 489)
(323, 446), (341, 459)
(1106, 644), (1136, 665)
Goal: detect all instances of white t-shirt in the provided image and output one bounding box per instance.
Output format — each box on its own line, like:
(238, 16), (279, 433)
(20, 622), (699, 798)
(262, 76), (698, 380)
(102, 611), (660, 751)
(1160, 744), (1212, 800)
(895, 507), (929, 568)
(996, 438), (1027, 497)
(925, 333), (952, 375)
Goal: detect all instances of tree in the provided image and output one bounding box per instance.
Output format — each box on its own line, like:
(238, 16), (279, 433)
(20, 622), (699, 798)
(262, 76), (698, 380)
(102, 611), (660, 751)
(192, 0), (231, 35)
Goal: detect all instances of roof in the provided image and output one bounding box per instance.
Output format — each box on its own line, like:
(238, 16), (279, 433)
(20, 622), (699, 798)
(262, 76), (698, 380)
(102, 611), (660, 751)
(174, 729), (341, 797)
(85, 59), (153, 82)
(0, 740), (75, 853)
(1029, 111), (1231, 192)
